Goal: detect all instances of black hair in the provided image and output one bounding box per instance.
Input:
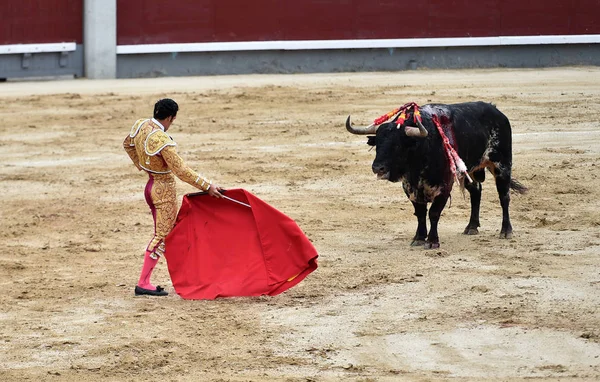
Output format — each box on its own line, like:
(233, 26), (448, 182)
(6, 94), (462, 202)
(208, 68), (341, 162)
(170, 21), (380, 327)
(153, 98), (179, 119)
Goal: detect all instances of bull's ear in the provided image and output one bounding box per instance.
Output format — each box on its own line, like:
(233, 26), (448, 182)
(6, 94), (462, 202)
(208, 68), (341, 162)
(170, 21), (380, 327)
(367, 136), (376, 146)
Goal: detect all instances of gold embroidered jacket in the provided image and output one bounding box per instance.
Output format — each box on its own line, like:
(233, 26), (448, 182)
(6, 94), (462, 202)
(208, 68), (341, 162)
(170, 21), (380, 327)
(123, 118), (212, 191)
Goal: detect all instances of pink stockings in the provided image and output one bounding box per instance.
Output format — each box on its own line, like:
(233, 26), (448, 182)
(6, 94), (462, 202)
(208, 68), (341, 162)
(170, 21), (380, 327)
(137, 250), (159, 290)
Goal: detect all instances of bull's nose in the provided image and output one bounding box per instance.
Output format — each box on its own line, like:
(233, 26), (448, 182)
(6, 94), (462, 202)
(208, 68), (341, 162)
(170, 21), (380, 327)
(372, 164), (386, 174)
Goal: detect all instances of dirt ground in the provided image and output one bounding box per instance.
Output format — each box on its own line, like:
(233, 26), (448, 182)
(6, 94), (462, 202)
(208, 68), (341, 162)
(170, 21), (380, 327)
(1, 67), (599, 381)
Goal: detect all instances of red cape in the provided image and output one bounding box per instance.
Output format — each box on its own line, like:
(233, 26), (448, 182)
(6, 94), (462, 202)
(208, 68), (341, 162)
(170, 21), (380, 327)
(164, 189), (318, 300)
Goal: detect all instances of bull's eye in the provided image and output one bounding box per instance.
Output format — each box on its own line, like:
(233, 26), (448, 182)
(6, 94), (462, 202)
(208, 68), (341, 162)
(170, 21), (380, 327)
(367, 136), (377, 146)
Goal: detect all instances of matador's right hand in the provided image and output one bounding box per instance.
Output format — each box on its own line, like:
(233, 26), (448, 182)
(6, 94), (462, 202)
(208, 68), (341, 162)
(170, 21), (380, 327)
(207, 184), (224, 198)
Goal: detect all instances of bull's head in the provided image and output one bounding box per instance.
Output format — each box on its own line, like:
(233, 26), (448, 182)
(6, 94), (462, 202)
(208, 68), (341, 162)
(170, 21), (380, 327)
(346, 115), (428, 182)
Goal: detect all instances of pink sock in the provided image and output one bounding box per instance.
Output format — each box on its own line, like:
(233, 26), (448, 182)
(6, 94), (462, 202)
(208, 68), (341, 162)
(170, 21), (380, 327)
(137, 250), (158, 290)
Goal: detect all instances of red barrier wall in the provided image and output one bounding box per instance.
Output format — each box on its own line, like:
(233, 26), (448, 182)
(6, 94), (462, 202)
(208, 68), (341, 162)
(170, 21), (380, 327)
(1, 1), (597, 47)
(0, 0), (83, 45)
(117, 0), (600, 45)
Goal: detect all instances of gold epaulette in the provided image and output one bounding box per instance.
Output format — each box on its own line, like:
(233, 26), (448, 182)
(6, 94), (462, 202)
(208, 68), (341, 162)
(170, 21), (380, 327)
(129, 118), (149, 138)
(145, 130), (176, 156)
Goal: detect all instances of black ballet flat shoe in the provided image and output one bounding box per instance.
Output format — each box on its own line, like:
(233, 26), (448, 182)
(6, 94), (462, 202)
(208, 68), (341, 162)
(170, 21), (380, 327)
(134, 285), (168, 296)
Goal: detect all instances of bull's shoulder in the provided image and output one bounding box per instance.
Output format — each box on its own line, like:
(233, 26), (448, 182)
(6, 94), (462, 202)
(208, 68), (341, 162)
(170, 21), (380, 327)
(419, 104), (450, 117)
(423, 102), (505, 119)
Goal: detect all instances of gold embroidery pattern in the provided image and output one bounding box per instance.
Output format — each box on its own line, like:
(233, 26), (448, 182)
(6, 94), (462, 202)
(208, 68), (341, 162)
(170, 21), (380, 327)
(161, 147), (211, 191)
(129, 118), (148, 138)
(123, 135), (142, 170)
(146, 174), (177, 258)
(145, 130), (176, 156)
(132, 120), (171, 173)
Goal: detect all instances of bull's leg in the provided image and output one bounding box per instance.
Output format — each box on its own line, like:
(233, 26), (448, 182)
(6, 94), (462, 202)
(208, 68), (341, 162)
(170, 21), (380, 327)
(411, 201), (428, 246)
(426, 194), (449, 249)
(464, 170), (484, 235)
(495, 173), (513, 239)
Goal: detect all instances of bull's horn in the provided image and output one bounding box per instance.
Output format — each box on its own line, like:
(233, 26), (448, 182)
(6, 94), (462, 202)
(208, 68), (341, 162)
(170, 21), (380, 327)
(346, 115), (379, 135)
(405, 119), (428, 138)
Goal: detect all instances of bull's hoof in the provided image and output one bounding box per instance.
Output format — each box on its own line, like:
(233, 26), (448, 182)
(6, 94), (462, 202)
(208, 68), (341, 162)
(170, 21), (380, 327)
(463, 227), (479, 235)
(411, 239), (426, 247)
(424, 242), (440, 249)
(499, 231), (513, 239)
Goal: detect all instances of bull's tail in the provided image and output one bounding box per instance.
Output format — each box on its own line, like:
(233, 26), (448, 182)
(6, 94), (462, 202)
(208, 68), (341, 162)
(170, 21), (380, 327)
(510, 178), (528, 194)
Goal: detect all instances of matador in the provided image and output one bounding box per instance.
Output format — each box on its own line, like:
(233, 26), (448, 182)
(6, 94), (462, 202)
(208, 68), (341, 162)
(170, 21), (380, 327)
(123, 98), (223, 296)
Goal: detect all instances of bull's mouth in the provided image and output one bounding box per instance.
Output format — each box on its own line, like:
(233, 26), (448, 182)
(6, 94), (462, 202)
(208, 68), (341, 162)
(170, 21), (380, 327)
(376, 172), (390, 180)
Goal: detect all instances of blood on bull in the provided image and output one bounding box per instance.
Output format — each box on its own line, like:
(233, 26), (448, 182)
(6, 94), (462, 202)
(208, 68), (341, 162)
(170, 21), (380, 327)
(346, 101), (527, 249)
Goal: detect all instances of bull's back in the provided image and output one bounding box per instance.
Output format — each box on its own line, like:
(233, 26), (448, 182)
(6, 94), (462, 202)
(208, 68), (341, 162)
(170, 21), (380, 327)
(423, 102), (511, 168)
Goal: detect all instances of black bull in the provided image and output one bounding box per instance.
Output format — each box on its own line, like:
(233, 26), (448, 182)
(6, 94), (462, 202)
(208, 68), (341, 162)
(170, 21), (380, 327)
(346, 102), (527, 249)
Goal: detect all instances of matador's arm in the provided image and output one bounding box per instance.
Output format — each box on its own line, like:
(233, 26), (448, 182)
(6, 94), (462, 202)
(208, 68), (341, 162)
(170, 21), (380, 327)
(123, 135), (142, 171)
(161, 146), (212, 191)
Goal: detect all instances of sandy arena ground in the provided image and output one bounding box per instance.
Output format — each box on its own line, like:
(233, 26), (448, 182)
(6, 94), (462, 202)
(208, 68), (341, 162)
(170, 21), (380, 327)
(1, 68), (599, 381)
